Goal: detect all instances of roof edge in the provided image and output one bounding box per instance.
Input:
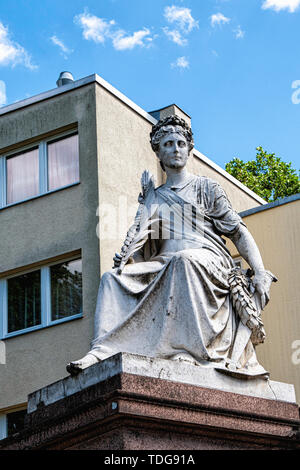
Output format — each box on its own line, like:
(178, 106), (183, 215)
(239, 193), (300, 218)
(0, 74), (97, 116)
(193, 149), (266, 205)
(149, 103), (191, 119)
(0, 73), (158, 125)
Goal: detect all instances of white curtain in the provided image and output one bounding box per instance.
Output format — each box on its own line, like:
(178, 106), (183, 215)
(7, 149), (39, 205)
(48, 134), (79, 191)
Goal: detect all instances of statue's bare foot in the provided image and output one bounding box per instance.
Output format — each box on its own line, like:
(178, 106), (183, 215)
(66, 353), (100, 375)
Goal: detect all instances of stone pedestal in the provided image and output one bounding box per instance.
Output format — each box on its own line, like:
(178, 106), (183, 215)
(0, 353), (299, 450)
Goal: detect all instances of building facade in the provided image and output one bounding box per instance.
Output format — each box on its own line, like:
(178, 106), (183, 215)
(0, 73), (281, 439)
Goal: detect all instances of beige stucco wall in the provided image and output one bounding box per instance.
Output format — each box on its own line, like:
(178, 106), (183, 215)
(0, 84), (100, 409)
(227, 199), (300, 402)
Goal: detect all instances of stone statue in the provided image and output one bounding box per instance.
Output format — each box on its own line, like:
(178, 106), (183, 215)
(67, 116), (277, 378)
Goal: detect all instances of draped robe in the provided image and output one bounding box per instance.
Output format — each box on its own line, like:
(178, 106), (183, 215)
(90, 175), (267, 377)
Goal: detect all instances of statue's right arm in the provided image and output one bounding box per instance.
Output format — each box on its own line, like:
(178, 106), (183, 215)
(229, 224), (273, 309)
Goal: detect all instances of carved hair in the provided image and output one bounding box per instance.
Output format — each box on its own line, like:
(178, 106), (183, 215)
(150, 115), (194, 154)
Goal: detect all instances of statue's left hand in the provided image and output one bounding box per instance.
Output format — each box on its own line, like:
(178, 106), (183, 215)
(252, 271), (273, 309)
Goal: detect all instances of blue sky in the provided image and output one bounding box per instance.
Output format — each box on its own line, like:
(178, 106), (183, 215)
(1, 0), (300, 171)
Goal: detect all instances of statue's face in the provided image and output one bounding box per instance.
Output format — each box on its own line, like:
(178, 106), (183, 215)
(157, 132), (189, 171)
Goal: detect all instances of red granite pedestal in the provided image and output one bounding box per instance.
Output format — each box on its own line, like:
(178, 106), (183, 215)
(1, 370), (299, 450)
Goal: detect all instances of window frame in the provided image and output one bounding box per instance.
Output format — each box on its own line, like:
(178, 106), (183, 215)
(0, 414), (6, 440)
(0, 407), (27, 440)
(0, 256), (83, 340)
(0, 130), (79, 209)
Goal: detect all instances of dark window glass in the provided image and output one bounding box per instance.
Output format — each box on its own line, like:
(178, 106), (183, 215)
(7, 270), (41, 333)
(7, 409), (27, 436)
(50, 259), (82, 321)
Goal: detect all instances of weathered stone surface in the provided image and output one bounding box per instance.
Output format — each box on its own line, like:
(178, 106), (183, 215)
(28, 353), (296, 416)
(0, 360), (299, 450)
(67, 116), (277, 379)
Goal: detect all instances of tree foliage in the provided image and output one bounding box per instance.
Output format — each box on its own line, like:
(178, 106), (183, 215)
(225, 147), (300, 202)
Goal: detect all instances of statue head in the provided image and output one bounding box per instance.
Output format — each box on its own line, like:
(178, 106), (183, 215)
(150, 115), (194, 172)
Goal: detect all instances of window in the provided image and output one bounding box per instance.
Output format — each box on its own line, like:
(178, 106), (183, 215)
(0, 409), (27, 440)
(6, 148), (39, 204)
(0, 415), (6, 440)
(7, 409), (27, 436)
(48, 134), (79, 191)
(50, 259), (82, 321)
(7, 270), (41, 333)
(0, 132), (79, 208)
(0, 258), (82, 339)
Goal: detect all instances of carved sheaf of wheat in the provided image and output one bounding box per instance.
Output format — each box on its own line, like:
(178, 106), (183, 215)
(228, 268), (266, 346)
(117, 171), (157, 274)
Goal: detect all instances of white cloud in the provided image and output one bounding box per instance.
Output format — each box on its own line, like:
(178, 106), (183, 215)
(0, 80), (6, 106)
(0, 22), (37, 69)
(234, 25), (245, 38)
(262, 0), (300, 12)
(164, 6), (198, 32)
(171, 56), (189, 69)
(163, 27), (187, 46)
(163, 5), (197, 46)
(75, 11), (153, 51)
(210, 12), (231, 27)
(74, 11), (115, 43)
(112, 28), (153, 50)
(50, 36), (73, 57)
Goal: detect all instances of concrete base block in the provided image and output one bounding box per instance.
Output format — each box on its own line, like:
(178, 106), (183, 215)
(0, 353), (299, 450)
(27, 353), (297, 413)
